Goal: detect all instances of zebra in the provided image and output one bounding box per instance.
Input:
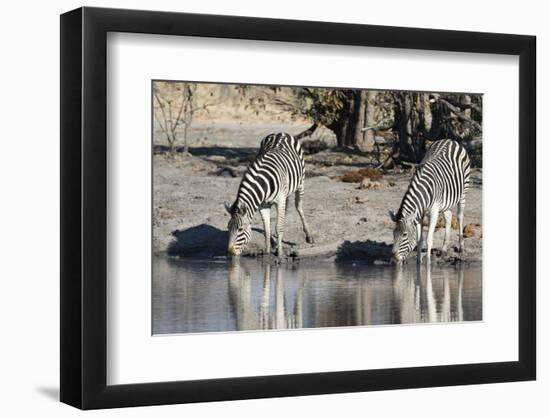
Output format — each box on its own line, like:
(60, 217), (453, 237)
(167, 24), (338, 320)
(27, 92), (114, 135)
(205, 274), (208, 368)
(224, 132), (314, 257)
(389, 139), (471, 264)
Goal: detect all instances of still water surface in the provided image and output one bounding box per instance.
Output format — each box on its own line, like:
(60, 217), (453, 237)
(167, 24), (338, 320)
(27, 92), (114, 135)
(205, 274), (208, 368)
(153, 257), (482, 335)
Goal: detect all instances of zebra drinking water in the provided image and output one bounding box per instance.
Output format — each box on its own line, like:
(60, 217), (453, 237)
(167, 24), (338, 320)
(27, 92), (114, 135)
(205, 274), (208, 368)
(225, 132), (314, 257)
(389, 139), (471, 264)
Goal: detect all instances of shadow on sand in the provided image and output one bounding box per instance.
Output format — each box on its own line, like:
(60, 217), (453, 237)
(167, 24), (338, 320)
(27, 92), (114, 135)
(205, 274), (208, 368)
(167, 223), (392, 262)
(335, 239), (392, 264)
(154, 144), (258, 160)
(168, 224), (228, 257)
(168, 223), (299, 258)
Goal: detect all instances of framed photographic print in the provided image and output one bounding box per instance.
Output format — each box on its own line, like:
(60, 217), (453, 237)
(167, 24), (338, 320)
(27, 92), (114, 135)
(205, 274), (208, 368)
(60, 6), (536, 409)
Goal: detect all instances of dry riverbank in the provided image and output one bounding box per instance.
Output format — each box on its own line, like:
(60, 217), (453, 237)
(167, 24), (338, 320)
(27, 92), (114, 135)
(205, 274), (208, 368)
(153, 125), (482, 265)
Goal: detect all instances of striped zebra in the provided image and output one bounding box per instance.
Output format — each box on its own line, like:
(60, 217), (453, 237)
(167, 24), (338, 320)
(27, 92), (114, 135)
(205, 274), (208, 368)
(389, 139), (471, 264)
(225, 132), (314, 257)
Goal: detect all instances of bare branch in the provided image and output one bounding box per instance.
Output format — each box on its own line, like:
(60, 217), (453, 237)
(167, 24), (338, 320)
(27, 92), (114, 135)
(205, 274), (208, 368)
(153, 92), (174, 145)
(295, 123), (319, 140)
(436, 95), (482, 114)
(153, 92), (169, 132)
(171, 87), (187, 131)
(361, 124), (394, 132)
(376, 151), (399, 170)
(189, 102), (217, 114)
(431, 94), (482, 132)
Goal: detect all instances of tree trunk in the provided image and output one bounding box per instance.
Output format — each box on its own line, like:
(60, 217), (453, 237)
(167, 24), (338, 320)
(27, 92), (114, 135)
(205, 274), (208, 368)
(395, 93), (417, 163)
(330, 90), (368, 149)
(183, 124), (189, 154)
(363, 91), (377, 152)
(354, 91), (371, 152)
(332, 118), (347, 147)
(168, 133), (176, 154)
(330, 95), (351, 147)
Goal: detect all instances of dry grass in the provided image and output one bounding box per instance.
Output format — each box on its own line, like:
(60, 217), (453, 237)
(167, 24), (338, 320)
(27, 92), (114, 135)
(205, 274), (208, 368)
(463, 223), (481, 238)
(341, 167), (383, 183)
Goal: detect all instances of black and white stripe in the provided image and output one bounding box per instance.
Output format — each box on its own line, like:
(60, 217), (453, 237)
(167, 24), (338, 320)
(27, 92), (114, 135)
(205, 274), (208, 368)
(225, 132), (314, 257)
(389, 139), (471, 263)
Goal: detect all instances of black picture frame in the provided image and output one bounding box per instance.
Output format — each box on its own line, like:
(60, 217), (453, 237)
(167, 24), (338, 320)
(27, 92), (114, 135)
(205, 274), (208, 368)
(60, 6), (536, 410)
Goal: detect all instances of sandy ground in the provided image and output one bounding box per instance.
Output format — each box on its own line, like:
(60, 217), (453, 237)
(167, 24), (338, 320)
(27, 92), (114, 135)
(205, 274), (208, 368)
(153, 124), (482, 265)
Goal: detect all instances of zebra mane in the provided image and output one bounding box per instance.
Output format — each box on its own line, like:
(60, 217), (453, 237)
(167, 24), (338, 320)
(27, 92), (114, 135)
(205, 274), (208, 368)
(225, 200), (246, 217)
(396, 164), (428, 222)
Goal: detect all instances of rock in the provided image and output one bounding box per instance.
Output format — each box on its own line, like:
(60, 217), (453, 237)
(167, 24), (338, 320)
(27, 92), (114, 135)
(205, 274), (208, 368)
(358, 178), (385, 190)
(212, 166), (239, 177)
(208, 155), (227, 163)
(359, 178), (371, 189)
(301, 139), (328, 155)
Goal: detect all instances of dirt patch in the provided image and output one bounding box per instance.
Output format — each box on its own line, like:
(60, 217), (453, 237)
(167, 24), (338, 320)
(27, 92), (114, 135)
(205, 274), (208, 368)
(463, 223), (482, 238)
(341, 167), (383, 183)
(153, 123), (483, 265)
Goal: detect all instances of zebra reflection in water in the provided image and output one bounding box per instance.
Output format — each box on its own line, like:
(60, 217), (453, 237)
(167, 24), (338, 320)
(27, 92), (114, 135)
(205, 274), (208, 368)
(226, 260), (466, 331)
(227, 260), (307, 331)
(392, 264), (465, 324)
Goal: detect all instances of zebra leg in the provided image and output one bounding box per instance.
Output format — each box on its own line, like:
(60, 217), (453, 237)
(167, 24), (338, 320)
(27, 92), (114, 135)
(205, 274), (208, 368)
(441, 210), (453, 255)
(457, 198), (465, 253)
(295, 187), (314, 244)
(275, 197), (287, 258)
(416, 221), (424, 264)
(426, 206), (440, 264)
(259, 207), (271, 255)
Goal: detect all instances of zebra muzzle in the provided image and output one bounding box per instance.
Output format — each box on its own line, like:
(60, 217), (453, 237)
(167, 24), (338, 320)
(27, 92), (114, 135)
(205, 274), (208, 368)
(391, 253), (402, 264)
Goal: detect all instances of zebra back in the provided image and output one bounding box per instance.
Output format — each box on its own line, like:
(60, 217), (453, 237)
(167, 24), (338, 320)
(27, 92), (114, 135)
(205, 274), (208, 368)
(234, 133), (305, 218)
(398, 139), (471, 220)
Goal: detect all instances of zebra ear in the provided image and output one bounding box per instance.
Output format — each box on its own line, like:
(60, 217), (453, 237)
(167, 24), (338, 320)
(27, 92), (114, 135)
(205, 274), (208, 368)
(224, 201), (233, 214)
(388, 209), (398, 222)
(236, 204), (246, 216)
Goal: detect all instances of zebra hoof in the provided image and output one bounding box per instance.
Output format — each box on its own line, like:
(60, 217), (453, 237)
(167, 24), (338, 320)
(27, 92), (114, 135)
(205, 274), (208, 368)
(306, 236), (315, 244)
(264, 253), (281, 264)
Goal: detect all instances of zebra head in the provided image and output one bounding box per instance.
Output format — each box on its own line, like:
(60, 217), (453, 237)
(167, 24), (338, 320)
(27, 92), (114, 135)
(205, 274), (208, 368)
(389, 210), (418, 264)
(225, 201), (251, 256)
